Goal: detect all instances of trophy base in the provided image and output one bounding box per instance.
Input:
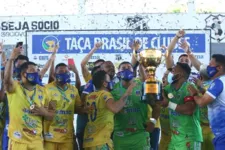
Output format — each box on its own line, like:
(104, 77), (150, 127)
(141, 94), (161, 106)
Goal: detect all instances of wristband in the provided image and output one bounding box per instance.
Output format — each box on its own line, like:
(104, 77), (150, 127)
(150, 118), (156, 125)
(168, 102), (177, 110)
(184, 96), (194, 102)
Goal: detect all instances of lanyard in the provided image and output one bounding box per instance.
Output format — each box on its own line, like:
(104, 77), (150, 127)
(20, 83), (37, 110)
(56, 85), (70, 103)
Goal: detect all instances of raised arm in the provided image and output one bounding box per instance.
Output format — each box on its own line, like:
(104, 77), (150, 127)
(130, 40), (141, 67)
(69, 62), (81, 90)
(81, 42), (102, 82)
(40, 45), (57, 79)
(106, 82), (136, 113)
(48, 59), (55, 83)
(4, 48), (20, 93)
(165, 30), (185, 69)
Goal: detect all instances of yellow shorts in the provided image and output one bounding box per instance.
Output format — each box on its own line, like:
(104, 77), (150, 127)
(159, 132), (171, 150)
(8, 139), (44, 150)
(84, 142), (113, 150)
(201, 125), (214, 150)
(44, 141), (73, 150)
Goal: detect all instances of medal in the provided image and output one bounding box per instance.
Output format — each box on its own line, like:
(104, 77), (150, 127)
(168, 93), (174, 99)
(30, 104), (35, 110)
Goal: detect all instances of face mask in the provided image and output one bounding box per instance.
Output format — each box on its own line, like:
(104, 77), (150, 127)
(26, 72), (39, 85)
(56, 73), (71, 85)
(207, 66), (218, 78)
(167, 72), (173, 84)
(117, 69), (134, 81)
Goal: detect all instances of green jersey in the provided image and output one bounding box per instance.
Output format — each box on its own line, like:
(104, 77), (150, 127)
(164, 82), (203, 143)
(111, 79), (151, 148)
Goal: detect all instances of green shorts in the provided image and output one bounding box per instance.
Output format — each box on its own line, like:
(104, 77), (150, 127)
(113, 131), (150, 150)
(168, 141), (201, 150)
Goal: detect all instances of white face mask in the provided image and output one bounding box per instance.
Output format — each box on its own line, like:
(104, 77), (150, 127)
(167, 72), (174, 84)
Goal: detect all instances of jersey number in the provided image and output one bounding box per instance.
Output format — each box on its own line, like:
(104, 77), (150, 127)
(87, 102), (97, 122)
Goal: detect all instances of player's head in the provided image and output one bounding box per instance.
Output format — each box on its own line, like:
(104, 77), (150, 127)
(92, 70), (112, 91)
(20, 61), (39, 85)
(14, 55), (29, 79)
(117, 61), (134, 82)
(172, 62), (191, 83)
(94, 59), (105, 67)
(100, 61), (115, 80)
(207, 54), (225, 79)
(55, 63), (71, 85)
(91, 66), (101, 77)
(178, 54), (192, 67)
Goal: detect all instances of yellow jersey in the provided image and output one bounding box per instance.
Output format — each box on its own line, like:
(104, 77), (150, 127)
(83, 90), (114, 148)
(44, 82), (81, 143)
(7, 81), (49, 144)
(84, 72), (92, 83)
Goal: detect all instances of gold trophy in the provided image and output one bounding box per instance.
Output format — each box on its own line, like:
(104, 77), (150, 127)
(133, 49), (162, 106)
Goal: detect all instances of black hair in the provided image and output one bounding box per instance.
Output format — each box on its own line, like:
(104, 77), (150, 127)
(14, 55), (29, 66)
(55, 63), (67, 70)
(20, 61), (37, 74)
(91, 66), (101, 76)
(178, 54), (188, 61)
(92, 70), (107, 89)
(176, 62), (191, 78)
(94, 59), (105, 66)
(118, 61), (133, 69)
(212, 54), (225, 71)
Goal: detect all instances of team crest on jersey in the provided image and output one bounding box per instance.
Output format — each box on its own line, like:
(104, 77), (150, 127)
(135, 90), (141, 96)
(53, 93), (58, 97)
(103, 95), (108, 101)
(70, 94), (75, 99)
(38, 95), (43, 100)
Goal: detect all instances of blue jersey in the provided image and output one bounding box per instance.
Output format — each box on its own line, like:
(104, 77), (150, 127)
(206, 75), (225, 137)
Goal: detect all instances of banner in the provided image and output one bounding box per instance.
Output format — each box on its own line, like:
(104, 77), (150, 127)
(26, 30), (211, 84)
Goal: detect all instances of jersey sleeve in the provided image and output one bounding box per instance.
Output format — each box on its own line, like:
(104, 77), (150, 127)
(206, 78), (223, 99)
(84, 72), (92, 83)
(82, 80), (94, 95)
(102, 91), (114, 103)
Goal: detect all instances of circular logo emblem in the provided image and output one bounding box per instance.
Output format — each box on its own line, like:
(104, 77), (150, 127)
(42, 36), (59, 52)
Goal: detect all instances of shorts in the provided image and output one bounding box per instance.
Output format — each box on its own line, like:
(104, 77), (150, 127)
(84, 143), (113, 150)
(150, 128), (160, 150)
(213, 134), (225, 150)
(44, 141), (73, 150)
(159, 131), (171, 150)
(113, 131), (150, 150)
(8, 139), (44, 150)
(201, 125), (214, 150)
(168, 141), (201, 150)
(2, 123), (9, 150)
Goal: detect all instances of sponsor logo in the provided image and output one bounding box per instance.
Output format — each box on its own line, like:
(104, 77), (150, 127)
(91, 56), (100, 59)
(53, 128), (67, 133)
(39, 56), (49, 60)
(42, 36), (59, 52)
(23, 128), (37, 135)
(123, 108), (140, 113)
(84, 138), (94, 142)
(205, 14), (225, 42)
(44, 133), (53, 139)
(55, 110), (72, 115)
(115, 131), (124, 137)
(13, 131), (22, 139)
